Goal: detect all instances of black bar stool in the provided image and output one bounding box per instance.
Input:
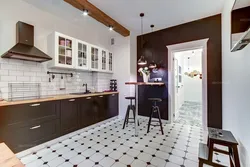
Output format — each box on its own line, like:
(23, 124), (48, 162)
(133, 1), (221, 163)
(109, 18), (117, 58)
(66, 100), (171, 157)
(147, 98), (164, 135)
(123, 97), (139, 129)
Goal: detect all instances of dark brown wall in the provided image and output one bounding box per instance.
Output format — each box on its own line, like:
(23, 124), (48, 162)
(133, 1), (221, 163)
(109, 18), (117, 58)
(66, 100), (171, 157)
(137, 14), (222, 128)
(232, 6), (250, 34)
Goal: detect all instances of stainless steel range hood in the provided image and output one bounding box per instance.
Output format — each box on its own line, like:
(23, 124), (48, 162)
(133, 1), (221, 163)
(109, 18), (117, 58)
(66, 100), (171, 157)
(1, 21), (52, 62)
(231, 28), (250, 52)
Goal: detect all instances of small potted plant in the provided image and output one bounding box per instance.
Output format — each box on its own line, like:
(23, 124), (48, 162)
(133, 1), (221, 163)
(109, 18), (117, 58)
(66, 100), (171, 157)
(138, 67), (150, 82)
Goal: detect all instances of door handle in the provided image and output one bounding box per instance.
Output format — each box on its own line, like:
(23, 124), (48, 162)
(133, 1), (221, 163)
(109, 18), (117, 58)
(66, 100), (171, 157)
(99, 96), (103, 98)
(112, 94), (115, 96)
(30, 125), (41, 130)
(86, 97), (92, 100)
(69, 99), (75, 102)
(30, 103), (40, 107)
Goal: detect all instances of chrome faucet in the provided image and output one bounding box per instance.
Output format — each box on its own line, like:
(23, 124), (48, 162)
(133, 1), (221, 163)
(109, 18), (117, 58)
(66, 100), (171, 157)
(82, 83), (88, 93)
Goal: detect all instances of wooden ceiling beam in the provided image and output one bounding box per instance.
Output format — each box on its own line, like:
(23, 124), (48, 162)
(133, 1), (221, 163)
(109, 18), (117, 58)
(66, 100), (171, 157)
(64, 0), (130, 37)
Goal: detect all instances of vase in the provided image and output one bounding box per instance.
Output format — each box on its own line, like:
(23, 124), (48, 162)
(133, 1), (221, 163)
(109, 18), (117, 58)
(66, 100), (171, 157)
(142, 73), (149, 82)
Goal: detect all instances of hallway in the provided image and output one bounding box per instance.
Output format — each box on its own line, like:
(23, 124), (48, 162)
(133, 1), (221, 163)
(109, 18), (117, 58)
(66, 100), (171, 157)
(174, 101), (202, 127)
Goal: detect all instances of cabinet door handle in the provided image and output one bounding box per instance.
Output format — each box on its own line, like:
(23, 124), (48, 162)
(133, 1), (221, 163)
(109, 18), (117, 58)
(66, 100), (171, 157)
(30, 125), (41, 130)
(99, 96), (103, 98)
(112, 94), (115, 96)
(30, 103), (40, 107)
(86, 97), (92, 100)
(69, 99), (75, 102)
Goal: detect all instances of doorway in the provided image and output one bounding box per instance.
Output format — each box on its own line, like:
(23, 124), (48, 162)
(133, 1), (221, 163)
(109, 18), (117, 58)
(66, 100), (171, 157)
(173, 49), (203, 127)
(167, 39), (208, 130)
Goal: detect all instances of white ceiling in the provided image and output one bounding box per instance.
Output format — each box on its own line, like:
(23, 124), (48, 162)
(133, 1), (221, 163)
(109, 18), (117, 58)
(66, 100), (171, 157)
(234, 0), (250, 9)
(23, 0), (250, 36)
(175, 49), (202, 72)
(88, 0), (226, 34)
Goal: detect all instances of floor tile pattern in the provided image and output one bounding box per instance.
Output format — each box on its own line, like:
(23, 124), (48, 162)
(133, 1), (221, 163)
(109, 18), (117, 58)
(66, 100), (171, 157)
(174, 101), (202, 127)
(19, 117), (230, 167)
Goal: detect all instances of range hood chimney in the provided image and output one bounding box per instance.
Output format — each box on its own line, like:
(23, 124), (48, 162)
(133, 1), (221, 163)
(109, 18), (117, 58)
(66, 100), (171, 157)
(1, 21), (52, 62)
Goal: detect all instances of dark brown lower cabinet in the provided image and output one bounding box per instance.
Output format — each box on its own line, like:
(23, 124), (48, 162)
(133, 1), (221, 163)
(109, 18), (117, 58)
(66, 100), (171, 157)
(0, 101), (60, 127)
(0, 119), (60, 153)
(108, 93), (119, 118)
(60, 98), (79, 135)
(79, 96), (95, 128)
(0, 93), (119, 153)
(95, 95), (108, 122)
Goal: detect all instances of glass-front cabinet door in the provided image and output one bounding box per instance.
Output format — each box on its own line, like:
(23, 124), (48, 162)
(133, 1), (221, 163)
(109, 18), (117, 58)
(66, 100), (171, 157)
(108, 52), (113, 72)
(76, 40), (88, 70)
(57, 34), (73, 67)
(101, 50), (107, 71)
(90, 46), (99, 70)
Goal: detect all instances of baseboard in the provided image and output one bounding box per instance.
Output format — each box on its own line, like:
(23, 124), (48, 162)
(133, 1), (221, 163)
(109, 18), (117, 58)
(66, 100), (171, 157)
(16, 116), (119, 158)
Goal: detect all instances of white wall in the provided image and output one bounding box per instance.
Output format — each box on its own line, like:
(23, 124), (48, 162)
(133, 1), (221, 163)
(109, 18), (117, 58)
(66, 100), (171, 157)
(174, 52), (185, 110)
(183, 76), (202, 102)
(222, 0), (250, 166)
(183, 50), (202, 103)
(0, 0), (114, 99)
(112, 35), (131, 118)
(174, 50), (202, 104)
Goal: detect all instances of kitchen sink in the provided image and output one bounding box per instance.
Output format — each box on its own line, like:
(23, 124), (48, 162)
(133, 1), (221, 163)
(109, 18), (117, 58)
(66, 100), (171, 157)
(70, 92), (103, 95)
(70, 92), (91, 95)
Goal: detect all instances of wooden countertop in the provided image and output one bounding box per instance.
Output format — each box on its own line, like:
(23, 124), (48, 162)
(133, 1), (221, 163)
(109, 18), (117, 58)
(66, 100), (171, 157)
(125, 82), (165, 86)
(0, 143), (24, 167)
(0, 92), (119, 107)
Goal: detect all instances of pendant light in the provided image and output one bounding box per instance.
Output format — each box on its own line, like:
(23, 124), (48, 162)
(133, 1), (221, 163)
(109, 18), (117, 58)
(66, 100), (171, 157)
(138, 13), (147, 66)
(149, 24), (157, 69)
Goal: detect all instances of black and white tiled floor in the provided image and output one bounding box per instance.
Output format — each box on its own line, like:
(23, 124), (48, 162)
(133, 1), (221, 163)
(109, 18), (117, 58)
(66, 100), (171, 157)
(174, 101), (202, 127)
(17, 117), (230, 167)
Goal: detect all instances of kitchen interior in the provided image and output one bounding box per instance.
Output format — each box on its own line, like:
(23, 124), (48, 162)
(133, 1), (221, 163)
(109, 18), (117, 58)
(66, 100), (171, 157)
(0, 0), (250, 167)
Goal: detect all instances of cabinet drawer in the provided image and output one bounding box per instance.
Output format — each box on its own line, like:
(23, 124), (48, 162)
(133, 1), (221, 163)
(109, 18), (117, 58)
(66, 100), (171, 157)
(0, 101), (60, 127)
(0, 119), (60, 153)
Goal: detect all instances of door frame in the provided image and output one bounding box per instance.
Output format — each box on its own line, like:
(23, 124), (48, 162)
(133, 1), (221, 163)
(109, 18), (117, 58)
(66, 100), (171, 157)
(166, 38), (209, 130)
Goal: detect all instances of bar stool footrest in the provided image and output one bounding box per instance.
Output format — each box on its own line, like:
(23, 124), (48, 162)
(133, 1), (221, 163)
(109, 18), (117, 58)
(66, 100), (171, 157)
(149, 124), (161, 126)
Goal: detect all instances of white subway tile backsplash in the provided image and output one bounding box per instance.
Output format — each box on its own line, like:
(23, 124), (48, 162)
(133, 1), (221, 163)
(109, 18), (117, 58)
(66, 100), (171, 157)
(30, 76), (42, 82)
(0, 59), (113, 100)
(17, 76), (30, 82)
(1, 76), (16, 82)
(9, 70), (23, 76)
(24, 71), (36, 76)
(8, 59), (24, 65)
(17, 65), (31, 71)
(0, 69), (9, 75)
(36, 72), (47, 77)
(0, 82), (8, 87)
(30, 66), (42, 72)
(0, 64), (16, 70)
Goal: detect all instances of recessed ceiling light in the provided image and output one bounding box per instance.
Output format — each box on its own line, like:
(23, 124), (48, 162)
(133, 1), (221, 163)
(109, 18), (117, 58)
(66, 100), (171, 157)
(82, 9), (88, 16)
(109, 26), (113, 31)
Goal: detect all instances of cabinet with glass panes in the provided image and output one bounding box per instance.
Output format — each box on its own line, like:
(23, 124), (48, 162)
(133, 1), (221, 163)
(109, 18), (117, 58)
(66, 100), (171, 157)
(47, 32), (75, 69)
(76, 40), (88, 70)
(108, 52), (113, 72)
(101, 49), (107, 71)
(90, 46), (99, 71)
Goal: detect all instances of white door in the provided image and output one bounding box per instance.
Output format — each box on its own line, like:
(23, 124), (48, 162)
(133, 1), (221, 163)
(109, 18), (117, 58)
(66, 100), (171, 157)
(174, 58), (179, 121)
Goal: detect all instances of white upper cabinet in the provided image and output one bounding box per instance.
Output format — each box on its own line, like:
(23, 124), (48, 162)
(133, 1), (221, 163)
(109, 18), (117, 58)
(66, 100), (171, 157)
(75, 39), (89, 70)
(108, 52), (114, 72)
(48, 32), (75, 69)
(101, 49), (107, 72)
(47, 32), (113, 73)
(90, 45), (100, 71)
